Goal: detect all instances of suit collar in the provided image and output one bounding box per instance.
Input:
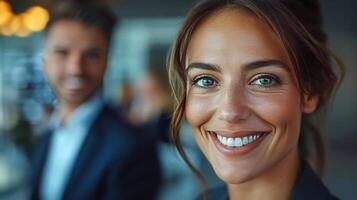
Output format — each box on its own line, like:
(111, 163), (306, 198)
(49, 92), (103, 129)
(290, 162), (337, 200)
(31, 130), (53, 200)
(61, 105), (108, 198)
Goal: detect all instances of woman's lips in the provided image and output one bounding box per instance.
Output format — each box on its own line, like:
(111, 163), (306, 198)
(209, 131), (270, 156)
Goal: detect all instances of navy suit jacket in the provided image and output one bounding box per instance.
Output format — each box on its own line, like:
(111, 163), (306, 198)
(30, 105), (161, 200)
(201, 162), (338, 200)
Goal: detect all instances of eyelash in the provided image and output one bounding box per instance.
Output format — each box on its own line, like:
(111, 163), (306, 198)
(249, 74), (281, 88)
(189, 73), (281, 89)
(191, 75), (218, 88)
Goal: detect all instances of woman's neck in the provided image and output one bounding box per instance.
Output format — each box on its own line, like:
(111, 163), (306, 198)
(228, 148), (301, 200)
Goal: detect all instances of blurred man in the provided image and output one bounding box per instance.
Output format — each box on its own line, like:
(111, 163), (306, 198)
(30, 2), (160, 200)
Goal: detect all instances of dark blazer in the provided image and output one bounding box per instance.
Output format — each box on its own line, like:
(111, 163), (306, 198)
(201, 163), (338, 200)
(30, 105), (161, 200)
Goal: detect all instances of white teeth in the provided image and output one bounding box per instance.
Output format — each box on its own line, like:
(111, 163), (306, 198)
(242, 137), (248, 145)
(234, 138), (243, 147)
(222, 136), (227, 144)
(216, 133), (264, 147)
(227, 138), (234, 147)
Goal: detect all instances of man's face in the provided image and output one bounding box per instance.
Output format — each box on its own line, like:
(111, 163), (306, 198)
(43, 20), (108, 108)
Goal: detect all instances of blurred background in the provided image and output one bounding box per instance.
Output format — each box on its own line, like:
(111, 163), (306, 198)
(0, 0), (356, 199)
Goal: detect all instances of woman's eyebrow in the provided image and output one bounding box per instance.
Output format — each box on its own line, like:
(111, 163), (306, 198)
(242, 59), (289, 71)
(186, 62), (221, 72)
(186, 59), (288, 73)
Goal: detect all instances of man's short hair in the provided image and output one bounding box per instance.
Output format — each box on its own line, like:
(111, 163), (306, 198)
(47, 1), (117, 44)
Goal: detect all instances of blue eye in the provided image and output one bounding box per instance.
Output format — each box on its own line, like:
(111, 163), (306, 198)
(251, 75), (279, 87)
(193, 76), (217, 88)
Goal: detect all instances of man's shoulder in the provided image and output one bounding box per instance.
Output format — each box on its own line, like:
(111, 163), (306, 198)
(90, 103), (148, 148)
(88, 104), (158, 166)
(94, 104), (137, 134)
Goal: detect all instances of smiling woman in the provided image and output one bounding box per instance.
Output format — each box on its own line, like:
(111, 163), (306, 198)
(168, 0), (344, 200)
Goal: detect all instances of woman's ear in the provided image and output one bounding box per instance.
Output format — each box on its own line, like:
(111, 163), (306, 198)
(302, 94), (319, 114)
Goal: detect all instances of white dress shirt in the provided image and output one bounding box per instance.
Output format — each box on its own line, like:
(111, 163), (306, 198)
(40, 93), (103, 200)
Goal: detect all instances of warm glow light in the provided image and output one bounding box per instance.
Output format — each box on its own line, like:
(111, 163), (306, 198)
(8, 15), (21, 34)
(23, 6), (49, 32)
(15, 27), (31, 37)
(0, 2), (49, 37)
(0, 1), (13, 26)
(0, 23), (12, 36)
(0, 11), (12, 26)
(15, 14), (31, 37)
(0, 1), (11, 12)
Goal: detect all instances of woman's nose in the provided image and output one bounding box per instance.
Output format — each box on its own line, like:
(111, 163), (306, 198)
(217, 85), (251, 123)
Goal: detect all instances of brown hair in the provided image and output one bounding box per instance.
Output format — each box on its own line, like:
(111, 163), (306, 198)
(168, 0), (344, 192)
(46, 1), (117, 45)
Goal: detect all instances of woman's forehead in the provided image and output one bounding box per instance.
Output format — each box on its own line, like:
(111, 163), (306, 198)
(186, 7), (291, 71)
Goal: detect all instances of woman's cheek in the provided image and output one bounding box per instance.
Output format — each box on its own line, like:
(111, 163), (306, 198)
(185, 94), (214, 127)
(249, 92), (302, 132)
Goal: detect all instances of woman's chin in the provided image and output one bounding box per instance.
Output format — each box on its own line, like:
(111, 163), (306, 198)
(214, 166), (258, 185)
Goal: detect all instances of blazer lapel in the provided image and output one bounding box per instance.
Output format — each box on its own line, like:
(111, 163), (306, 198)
(30, 131), (52, 199)
(61, 109), (103, 198)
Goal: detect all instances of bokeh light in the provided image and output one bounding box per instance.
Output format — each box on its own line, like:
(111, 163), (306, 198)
(15, 15), (31, 37)
(0, 2), (49, 37)
(0, 0), (11, 12)
(8, 15), (21, 34)
(23, 6), (49, 32)
(0, 1), (13, 26)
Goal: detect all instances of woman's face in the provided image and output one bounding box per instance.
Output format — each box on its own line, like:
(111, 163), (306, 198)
(185, 8), (318, 184)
